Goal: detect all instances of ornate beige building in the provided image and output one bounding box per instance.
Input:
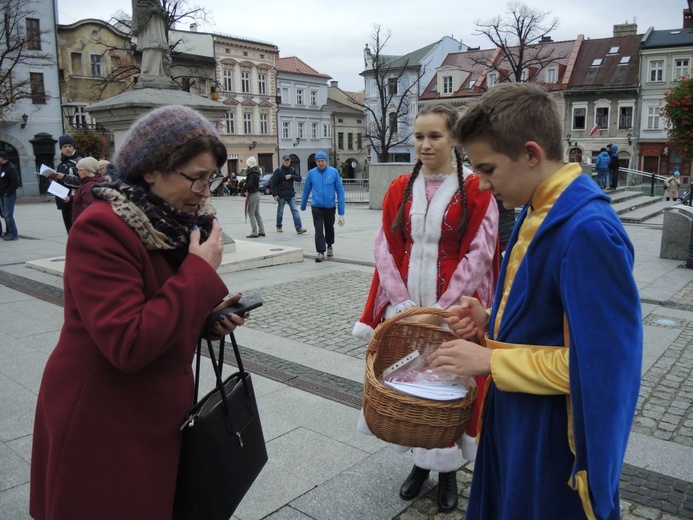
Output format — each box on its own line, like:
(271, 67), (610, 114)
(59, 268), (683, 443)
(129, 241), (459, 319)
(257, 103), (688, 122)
(212, 32), (279, 174)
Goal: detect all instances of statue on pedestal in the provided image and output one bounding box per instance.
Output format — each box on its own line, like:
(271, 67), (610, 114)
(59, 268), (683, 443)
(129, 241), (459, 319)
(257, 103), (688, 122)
(131, 0), (177, 89)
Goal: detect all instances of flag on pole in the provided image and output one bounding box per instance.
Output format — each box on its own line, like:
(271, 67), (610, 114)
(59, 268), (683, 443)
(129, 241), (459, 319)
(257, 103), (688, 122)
(589, 124), (600, 137)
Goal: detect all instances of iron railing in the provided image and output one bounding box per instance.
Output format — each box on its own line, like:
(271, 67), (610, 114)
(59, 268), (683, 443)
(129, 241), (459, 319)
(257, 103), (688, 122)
(295, 179), (369, 204)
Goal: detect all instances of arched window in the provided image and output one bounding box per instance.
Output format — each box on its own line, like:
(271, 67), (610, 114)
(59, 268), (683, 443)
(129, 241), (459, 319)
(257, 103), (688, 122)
(569, 147), (582, 163)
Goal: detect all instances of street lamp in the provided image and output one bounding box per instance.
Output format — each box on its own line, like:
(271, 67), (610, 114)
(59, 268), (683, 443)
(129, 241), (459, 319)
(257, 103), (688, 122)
(565, 134), (576, 147)
(21, 114), (28, 128)
(293, 137), (301, 147)
(61, 101), (80, 129)
(248, 140), (257, 150)
(627, 132), (632, 145)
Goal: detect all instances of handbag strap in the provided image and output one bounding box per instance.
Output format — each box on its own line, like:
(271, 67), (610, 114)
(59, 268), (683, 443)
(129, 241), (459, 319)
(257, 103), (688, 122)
(192, 332), (251, 405)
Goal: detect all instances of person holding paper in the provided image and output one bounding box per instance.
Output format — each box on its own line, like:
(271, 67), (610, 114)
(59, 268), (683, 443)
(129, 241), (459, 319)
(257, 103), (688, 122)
(30, 105), (246, 520)
(49, 135), (82, 233)
(353, 103), (500, 512)
(0, 151), (20, 240)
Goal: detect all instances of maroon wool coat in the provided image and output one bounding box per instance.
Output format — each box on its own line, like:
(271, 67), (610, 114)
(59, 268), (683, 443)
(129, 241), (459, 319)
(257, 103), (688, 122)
(71, 174), (104, 223)
(30, 200), (228, 520)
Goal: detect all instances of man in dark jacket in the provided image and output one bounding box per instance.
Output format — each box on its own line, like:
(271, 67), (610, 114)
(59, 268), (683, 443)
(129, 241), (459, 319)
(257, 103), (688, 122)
(271, 155), (306, 234)
(0, 151), (20, 240)
(608, 144), (620, 191)
(48, 135), (82, 233)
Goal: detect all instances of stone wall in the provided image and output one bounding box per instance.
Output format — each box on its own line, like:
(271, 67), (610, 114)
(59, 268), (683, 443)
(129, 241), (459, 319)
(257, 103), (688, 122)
(660, 205), (693, 261)
(368, 163), (414, 210)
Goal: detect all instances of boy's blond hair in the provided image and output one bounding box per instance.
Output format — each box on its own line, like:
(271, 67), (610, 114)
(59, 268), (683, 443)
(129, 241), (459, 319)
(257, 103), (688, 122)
(455, 83), (563, 162)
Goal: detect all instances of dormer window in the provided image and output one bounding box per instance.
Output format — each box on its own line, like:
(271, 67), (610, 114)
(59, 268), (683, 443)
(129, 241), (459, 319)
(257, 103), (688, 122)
(488, 72), (498, 86)
(442, 76), (453, 94)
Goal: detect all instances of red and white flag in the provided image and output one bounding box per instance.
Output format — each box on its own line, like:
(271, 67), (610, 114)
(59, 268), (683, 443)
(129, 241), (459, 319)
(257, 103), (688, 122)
(589, 124), (600, 137)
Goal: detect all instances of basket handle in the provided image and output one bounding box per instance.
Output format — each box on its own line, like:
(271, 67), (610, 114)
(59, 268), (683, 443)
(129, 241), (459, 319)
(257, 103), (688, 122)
(368, 306), (453, 355)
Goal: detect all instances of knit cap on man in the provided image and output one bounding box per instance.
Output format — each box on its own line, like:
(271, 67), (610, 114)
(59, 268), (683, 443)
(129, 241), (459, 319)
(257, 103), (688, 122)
(114, 105), (220, 182)
(59, 135), (76, 148)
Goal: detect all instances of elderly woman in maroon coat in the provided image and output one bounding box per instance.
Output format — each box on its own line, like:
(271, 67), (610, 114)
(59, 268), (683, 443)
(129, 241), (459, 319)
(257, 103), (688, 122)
(30, 106), (238, 520)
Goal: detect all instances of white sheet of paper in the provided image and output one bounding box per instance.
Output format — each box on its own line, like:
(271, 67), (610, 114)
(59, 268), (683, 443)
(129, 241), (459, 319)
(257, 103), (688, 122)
(39, 164), (57, 177)
(47, 181), (69, 199)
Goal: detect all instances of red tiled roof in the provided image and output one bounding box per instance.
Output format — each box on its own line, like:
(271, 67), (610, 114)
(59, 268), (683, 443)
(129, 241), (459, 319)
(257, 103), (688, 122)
(567, 34), (641, 90)
(345, 91), (365, 104)
(276, 56), (331, 79)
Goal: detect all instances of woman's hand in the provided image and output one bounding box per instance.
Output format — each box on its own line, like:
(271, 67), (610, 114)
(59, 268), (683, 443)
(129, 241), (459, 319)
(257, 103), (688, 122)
(445, 296), (490, 342)
(189, 219), (224, 269)
(428, 338), (492, 377)
(208, 293), (245, 336)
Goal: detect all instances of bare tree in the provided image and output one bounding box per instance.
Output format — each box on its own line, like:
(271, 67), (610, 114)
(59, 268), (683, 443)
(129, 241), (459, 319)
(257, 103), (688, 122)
(362, 24), (424, 163)
(0, 0), (55, 120)
(474, 1), (563, 83)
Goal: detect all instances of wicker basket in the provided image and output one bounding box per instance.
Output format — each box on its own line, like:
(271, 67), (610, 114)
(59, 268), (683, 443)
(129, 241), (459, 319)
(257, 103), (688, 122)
(362, 307), (477, 449)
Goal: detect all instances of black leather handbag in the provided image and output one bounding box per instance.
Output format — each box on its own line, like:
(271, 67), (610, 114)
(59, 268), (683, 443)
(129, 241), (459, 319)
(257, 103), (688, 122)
(174, 332), (268, 520)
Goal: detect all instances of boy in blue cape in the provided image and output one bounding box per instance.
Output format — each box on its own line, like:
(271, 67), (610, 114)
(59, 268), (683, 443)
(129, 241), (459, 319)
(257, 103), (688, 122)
(428, 83), (642, 520)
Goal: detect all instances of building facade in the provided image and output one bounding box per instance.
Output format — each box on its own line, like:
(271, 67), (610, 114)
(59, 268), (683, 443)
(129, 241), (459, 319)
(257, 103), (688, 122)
(638, 14), (693, 185)
(564, 27), (641, 174)
(327, 81), (367, 179)
(0, 0), (63, 196)
(362, 36), (466, 164)
(276, 56), (332, 175)
(213, 33), (279, 174)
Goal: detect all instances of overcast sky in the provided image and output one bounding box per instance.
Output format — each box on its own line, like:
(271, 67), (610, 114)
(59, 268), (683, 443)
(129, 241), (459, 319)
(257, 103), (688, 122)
(55, 0), (688, 92)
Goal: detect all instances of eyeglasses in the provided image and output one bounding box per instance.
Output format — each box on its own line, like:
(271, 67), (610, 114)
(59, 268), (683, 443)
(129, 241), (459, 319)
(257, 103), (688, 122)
(178, 170), (224, 194)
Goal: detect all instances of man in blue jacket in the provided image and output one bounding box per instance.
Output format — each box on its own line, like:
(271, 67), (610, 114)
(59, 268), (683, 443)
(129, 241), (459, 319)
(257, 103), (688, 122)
(301, 151), (345, 262)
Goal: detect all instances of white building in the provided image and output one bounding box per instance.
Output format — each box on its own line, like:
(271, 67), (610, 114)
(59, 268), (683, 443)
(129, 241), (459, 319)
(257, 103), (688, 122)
(276, 56), (332, 174)
(0, 0), (63, 197)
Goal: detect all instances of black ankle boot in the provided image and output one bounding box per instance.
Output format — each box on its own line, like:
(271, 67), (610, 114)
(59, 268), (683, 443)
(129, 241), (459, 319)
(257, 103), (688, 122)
(437, 471), (458, 512)
(399, 465), (430, 500)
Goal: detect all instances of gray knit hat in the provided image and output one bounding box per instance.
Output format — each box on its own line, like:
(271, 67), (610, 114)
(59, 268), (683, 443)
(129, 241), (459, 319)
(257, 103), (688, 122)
(115, 105), (220, 182)
(76, 157), (99, 175)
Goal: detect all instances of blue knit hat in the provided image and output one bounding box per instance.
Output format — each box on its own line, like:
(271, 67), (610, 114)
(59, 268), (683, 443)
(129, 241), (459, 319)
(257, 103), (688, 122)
(674, 171), (680, 176)
(115, 105), (220, 182)
(315, 151), (328, 161)
(59, 134), (76, 148)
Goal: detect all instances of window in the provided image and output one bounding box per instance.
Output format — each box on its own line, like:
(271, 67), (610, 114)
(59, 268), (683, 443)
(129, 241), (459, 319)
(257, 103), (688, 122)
(388, 77), (398, 96)
(310, 90), (318, 106)
(674, 58), (690, 79)
(225, 113), (235, 134)
(388, 112), (398, 135)
(443, 76), (453, 94)
(649, 60), (664, 82)
(591, 59), (603, 67)
(296, 89), (304, 105)
(323, 123), (331, 138)
(487, 72), (498, 86)
(646, 106), (661, 130)
(520, 69), (528, 82)
(282, 121), (290, 139)
(280, 87), (289, 104)
(545, 68), (557, 83)
(467, 80), (476, 89)
(297, 122), (305, 139)
(258, 73), (266, 95)
(243, 113), (252, 134)
(337, 118), (343, 123)
(572, 107), (586, 130)
(608, 46), (619, 54)
(260, 113), (268, 135)
(338, 132), (344, 150)
(357, 133), (363, 149)
(30, 72), (46, 104)
(348, 133), (353, 150)
(596, 107), (609, 129)
(241, 71), (250, 93)
(619, 106), (633, 129)
(312, 122), (318, 139)
(70, 52), (82, 74)
(90, 54), (102, 77)
(26, 18), (41, 50)
(223, 69), (233, 91)
(619, 56), (631, 65)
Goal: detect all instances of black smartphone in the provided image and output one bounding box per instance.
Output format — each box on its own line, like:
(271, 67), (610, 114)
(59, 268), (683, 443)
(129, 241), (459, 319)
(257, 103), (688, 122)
(206, 293), (263, 331)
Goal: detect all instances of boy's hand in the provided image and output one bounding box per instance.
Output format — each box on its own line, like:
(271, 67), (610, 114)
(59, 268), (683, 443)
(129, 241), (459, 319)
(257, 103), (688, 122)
(428, 338), (492, 377)
(445, 296), (490, 341)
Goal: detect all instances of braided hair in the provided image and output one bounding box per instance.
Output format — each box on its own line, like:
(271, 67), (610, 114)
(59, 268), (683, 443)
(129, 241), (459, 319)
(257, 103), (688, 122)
(390, 103), (468, 235)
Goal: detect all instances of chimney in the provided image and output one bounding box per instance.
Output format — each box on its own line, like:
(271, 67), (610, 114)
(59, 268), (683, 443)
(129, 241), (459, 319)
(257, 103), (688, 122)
(190, 23), (198, 32)
(330, 81), (339, 88)
(613, 22), (637, 37)
(540, 36), (553, 43)
(684, 9), (693, 29)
